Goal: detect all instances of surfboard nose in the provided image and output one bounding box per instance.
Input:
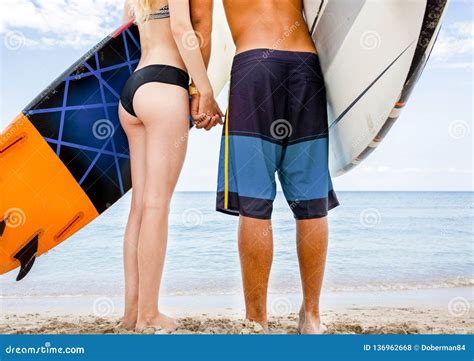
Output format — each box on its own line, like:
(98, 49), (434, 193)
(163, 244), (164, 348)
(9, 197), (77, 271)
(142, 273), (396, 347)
(0, 114), (99, 281)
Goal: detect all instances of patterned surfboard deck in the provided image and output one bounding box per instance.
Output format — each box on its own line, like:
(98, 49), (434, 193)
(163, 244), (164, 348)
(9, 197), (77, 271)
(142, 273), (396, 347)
(0, 23), (141, 280)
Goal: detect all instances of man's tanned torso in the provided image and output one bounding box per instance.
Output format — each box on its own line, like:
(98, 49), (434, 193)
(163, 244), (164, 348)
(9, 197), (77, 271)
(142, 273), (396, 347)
(223, 0), (316, 54)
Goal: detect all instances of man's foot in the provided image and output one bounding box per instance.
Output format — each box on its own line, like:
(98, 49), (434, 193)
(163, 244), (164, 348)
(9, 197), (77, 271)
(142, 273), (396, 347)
(243, 319), (269, 334)
(298, 307), (326, 334)
(135, 312), (178, 333)
(298, 305), (305, 331)
(299, 319), (327, 334)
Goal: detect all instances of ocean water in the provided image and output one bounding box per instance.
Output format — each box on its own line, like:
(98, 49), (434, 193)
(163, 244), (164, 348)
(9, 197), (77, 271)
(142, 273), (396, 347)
(0, 192), (472, 298)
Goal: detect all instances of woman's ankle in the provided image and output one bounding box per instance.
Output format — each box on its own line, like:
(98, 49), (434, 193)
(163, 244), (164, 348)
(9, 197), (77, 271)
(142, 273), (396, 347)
(137, 310), (161, 324)
(135, 311), (178, 332)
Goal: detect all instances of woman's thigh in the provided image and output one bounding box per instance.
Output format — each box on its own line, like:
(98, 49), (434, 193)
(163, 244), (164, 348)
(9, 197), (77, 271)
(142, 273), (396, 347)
(133, 83), (190, 203)
(119, 104), (147, 210)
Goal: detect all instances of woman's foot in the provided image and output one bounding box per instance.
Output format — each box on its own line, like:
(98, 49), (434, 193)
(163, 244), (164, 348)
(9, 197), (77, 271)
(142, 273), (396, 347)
(118, 318), (137, 331)
(135, 312), (178, 333)
(118, 307), (138, 331)
(298, 306), (327, 334)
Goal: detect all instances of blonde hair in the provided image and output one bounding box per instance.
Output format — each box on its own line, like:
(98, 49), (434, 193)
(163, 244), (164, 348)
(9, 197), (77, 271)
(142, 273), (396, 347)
(127, 0), (165, 24)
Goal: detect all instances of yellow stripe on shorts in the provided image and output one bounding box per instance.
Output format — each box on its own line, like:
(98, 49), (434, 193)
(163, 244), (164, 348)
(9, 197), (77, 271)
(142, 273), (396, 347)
(224, 104), (229, 209)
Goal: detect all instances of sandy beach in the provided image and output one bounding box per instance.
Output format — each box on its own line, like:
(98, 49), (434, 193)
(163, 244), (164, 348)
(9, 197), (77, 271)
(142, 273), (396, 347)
(1, 306), (471, 335)
(1, 288), (472, 335)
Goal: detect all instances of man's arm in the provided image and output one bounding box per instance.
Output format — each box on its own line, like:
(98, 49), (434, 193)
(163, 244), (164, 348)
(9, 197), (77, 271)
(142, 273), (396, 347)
(190, 0), (213, 68)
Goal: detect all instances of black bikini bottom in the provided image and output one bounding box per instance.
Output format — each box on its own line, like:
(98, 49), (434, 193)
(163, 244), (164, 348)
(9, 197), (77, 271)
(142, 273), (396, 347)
(120, 64), (189, 117)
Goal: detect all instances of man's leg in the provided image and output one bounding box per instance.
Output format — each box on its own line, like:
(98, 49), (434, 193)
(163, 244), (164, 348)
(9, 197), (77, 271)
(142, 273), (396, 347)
(238, 215), (273, 332)
(296, 217), (328, 334)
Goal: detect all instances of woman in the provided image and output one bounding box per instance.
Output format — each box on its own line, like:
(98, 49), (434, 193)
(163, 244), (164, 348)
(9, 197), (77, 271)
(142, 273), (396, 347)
(119, 0), (222, 332)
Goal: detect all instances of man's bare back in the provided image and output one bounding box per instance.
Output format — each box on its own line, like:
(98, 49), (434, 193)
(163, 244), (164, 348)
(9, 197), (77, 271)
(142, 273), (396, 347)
(223, 0), (316, 54)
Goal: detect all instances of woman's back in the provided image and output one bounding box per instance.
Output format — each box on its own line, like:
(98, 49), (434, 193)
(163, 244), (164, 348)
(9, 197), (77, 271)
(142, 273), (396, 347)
(130, 1), (187, 71)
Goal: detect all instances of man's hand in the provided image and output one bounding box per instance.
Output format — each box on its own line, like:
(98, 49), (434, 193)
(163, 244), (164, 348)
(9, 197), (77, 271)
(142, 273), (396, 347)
(191, 93), (224, 130)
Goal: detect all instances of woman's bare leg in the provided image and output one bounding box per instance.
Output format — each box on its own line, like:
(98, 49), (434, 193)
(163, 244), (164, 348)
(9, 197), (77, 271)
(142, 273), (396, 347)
(119, 105), (146, 330)
(133, 83), (189, 332)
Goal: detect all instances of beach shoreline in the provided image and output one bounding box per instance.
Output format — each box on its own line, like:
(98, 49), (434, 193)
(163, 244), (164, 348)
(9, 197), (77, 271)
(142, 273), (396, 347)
(1, 287), (472, 335)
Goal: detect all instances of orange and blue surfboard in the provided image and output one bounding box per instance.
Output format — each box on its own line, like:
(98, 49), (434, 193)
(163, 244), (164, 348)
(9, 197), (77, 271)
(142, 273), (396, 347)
(0, 23), (141, 281)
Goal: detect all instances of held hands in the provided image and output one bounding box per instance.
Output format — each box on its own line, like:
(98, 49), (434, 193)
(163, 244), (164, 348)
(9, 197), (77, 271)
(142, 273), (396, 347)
(191, 92), (224, 131)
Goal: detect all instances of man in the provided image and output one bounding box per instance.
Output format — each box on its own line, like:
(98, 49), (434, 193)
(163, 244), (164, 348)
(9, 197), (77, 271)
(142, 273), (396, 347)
(216, 0), (339, 334)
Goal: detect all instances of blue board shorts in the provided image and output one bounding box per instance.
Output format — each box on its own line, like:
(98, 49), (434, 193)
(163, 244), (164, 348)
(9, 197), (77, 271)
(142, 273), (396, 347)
(216, 48), (339, 220)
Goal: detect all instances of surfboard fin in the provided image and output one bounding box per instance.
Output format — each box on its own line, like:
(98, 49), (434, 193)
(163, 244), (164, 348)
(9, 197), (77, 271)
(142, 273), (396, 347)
(0, 219), (6, 237)
(13, 235), (39, 281)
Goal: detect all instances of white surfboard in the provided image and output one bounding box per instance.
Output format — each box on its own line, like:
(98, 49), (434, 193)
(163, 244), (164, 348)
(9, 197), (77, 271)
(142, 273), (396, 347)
(208, 1), (235, 95)
(304, 0), (449, 176)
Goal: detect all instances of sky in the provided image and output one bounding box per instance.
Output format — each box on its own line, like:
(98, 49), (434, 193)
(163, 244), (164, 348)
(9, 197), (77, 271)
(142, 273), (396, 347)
(0, 0), (472, 191)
